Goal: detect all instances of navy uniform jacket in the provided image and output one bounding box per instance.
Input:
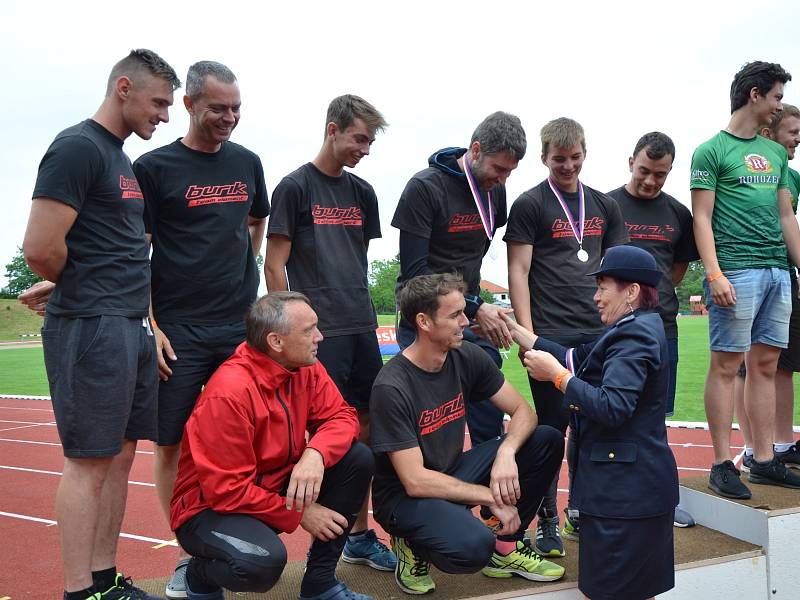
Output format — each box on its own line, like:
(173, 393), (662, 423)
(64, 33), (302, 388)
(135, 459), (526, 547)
(534, 310), (679, 519)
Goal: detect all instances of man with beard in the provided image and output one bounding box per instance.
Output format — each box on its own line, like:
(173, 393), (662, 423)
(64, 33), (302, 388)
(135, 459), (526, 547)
(392, 111), (527, 447)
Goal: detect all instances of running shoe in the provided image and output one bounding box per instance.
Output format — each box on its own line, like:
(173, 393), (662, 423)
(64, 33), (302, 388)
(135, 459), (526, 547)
(748, 456), (800, 489)
(99, 574), (163, 600)
(708, 460), (752, 499)
(165, 559), (190, 599)
(391, 536), (435, 594)
(342, 529), (397, 571)
(481, 541), (565, 582)
(741, 453), (754, 473)
(673, 506), (695, 528)
(533, 513), (564, 557)
(561, 508), (579, 542)
(299, 581), (374, 600)
(775, 441), (800, 469)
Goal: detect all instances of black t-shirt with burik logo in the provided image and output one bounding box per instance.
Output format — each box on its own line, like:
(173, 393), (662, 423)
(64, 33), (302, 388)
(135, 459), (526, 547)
(504, 180), (629, 337)
(607, 186), (699, 339)
(267, 163), (381, 336)
(392, 148), (507, 296)
(370, 343), (505, 523)
(133, 140), (270, 326)
(32, 119), (150, 318)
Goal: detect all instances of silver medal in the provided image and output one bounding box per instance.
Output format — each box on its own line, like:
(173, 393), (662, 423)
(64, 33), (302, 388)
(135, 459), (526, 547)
(577, 248), (589, 263)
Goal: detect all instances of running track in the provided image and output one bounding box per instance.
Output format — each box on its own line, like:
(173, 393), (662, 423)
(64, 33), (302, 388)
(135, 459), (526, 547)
(0, 396), (747, 600)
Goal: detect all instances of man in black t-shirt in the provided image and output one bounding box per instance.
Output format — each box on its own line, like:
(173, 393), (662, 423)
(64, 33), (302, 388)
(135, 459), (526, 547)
(392, 112), (527, 447)
(265, 95), (396, 572)
(370, 274), (564, 594)
(608, 132), (699, 529)
(607, 132), (698, 417)
(505, 117), (629, 557)
(22, 50), (180, 600)
(132, 61), (269, 599)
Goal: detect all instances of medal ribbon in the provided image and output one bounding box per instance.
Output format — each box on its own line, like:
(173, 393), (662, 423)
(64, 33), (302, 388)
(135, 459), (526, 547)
(547, 177), (584, 247)
(463, 153), (495, 240)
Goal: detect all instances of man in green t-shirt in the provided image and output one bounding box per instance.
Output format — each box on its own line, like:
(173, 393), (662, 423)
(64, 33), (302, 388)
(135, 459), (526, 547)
(691, 61), (800, 499)
(735, 104), (800, 474)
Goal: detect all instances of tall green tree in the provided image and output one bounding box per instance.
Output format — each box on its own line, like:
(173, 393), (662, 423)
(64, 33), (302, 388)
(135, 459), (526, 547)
(2, 247), (42, 298)
(368, 256), (400, 314)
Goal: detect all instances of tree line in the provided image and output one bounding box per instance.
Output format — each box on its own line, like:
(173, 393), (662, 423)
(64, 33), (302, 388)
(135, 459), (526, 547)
(3, 247), (704, 312)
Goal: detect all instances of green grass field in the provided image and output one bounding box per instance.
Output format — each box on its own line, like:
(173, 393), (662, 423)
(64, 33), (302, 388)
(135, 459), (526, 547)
(2, 314), (799, 424)
(0, 299), (43, 341)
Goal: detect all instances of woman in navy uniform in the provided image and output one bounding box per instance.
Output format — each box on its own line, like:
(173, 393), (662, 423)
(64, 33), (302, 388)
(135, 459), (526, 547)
(504, 245), (678, 600)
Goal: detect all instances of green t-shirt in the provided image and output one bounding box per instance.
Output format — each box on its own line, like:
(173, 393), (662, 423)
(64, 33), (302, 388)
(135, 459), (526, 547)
(789, 167), (800, 213)
(690, 130), (789, 270)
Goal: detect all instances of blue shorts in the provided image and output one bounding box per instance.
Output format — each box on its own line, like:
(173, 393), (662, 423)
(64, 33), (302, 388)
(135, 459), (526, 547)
(704, 268), (791, 353)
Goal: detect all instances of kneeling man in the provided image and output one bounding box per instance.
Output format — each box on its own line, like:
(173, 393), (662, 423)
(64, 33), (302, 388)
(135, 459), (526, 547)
(170, 292), (374, 600)
(370, 274), (565, 594)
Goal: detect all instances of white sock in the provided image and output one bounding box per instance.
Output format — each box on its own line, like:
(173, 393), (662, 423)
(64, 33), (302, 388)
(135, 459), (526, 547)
(774, 442), (794, 453)
(744, 447), (753, 457)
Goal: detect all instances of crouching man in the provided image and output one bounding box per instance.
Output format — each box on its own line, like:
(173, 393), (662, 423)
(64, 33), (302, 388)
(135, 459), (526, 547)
(369, 274), (566, 594)
(169, 292), (375, 600)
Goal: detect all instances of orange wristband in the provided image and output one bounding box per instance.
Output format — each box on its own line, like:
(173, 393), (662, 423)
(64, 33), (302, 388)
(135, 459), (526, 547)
(706, 272), (724, 283)
(554, 369), (571, 391)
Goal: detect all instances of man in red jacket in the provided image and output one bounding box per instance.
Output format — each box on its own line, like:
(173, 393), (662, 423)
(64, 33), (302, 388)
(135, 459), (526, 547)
(170, 292), (374, 600)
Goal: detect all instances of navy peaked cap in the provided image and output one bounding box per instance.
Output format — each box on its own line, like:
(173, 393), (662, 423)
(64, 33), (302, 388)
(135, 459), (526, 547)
(588, 245), (664, 287)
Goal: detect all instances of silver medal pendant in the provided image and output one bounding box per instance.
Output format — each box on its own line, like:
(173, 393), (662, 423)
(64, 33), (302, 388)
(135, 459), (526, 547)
(577, 248), (589, 263)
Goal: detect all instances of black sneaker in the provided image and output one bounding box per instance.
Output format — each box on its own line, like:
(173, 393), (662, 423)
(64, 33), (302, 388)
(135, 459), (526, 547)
(748, 456), (800, 489)
(775, 442), (800, 469)
(741, 453), (754, 473)
(533, 513), (564, 557)
(708, 460), (752, 499)
(99, 574), (163, 600)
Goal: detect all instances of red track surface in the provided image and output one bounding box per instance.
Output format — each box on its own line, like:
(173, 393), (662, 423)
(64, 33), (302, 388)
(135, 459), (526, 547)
(0, 397), (746, 600)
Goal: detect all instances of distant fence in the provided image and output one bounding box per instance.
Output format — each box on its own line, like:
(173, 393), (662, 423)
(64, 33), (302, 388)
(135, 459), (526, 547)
(18, 333), (42, 341)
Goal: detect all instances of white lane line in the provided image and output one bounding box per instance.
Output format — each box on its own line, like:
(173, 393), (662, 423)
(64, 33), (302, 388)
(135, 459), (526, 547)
(0, 438), (155, 455)
(0, 406), (54, 413)
(0, 511), (177, 546)
(0, 419), (56, 425)
(0, 395), (51, 400)
(677, 466), (711, 472)
(0, 465), (155, 487)
(0, 423), (56, 433)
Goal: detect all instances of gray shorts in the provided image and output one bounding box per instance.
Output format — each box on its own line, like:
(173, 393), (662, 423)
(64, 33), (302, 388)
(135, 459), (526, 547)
(41, 314), (158, 458)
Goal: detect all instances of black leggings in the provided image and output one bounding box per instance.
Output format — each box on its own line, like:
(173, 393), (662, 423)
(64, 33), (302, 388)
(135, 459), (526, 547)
(176, 442), (374, 594)
(378, 426), (563, 574)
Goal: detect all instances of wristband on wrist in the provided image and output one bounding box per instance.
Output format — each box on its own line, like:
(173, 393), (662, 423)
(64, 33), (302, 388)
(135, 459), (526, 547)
(706, 272), (724, 283)
(553, 369), (571, 391)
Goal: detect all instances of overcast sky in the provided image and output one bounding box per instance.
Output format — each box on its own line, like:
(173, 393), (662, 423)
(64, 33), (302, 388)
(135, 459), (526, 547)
(2, 0), (798, 291)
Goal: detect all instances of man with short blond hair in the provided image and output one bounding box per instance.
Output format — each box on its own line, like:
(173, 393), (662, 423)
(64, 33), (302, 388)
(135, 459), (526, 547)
(735, 103), (800, 473)
(505, 117), (628, 556)
(23, 49), (180, 600)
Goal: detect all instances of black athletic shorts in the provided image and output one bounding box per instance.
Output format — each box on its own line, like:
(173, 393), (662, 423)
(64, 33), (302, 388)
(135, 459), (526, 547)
(41, 314), (158, 458)
(315, 331), (383, 411)
(156, 321), (245, 446)
(779, 275), (800, 372)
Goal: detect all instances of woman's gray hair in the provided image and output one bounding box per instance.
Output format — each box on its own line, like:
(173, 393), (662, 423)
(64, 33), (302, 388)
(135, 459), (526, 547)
(246, 292), (311, 353)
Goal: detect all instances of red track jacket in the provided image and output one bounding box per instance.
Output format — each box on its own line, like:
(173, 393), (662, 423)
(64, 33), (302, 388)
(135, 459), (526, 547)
(170, 342), (360, 533)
